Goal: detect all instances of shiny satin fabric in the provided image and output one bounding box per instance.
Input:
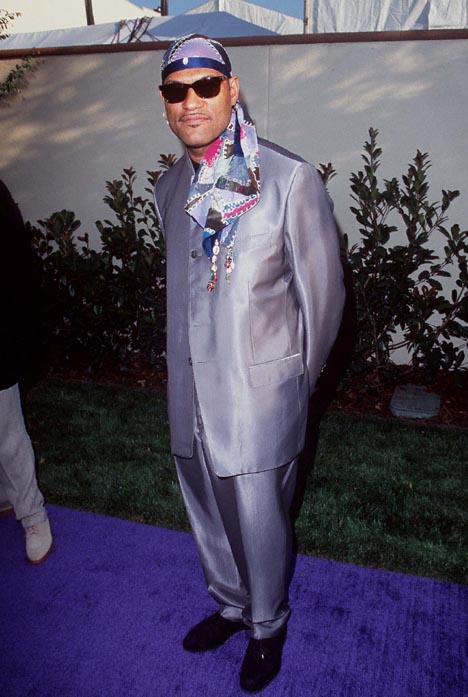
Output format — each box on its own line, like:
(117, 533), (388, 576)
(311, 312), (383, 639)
(175, 410), (298, 639)
(155, 138), (345, 477)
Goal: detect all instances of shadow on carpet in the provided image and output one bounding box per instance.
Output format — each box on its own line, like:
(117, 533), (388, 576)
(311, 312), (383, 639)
(1, 505), (467, 697)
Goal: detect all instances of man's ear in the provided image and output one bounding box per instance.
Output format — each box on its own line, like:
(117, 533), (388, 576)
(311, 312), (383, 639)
(229, 76), (240, 106)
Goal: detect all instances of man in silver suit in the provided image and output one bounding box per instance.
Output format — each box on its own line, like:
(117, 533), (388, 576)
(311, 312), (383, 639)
(154, 35), (345, 692)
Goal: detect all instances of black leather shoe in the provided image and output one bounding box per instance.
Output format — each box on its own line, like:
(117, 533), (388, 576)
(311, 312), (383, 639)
(240, 629), (286, 692)
(182, 612), (247, 652)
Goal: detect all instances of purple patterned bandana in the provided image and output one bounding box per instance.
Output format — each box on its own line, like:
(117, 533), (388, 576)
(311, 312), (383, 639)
(161, 34), (232, 82)
(184, 102), (261, 291)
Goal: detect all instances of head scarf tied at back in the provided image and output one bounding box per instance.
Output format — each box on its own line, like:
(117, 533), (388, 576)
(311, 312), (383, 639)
(161, 35), (261, 292)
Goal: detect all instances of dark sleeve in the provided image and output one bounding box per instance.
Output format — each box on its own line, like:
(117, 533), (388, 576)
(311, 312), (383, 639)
(0, 180), (35, 388)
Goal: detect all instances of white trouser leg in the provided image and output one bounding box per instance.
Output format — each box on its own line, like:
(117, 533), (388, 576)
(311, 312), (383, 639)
(0, 383), (47, 528)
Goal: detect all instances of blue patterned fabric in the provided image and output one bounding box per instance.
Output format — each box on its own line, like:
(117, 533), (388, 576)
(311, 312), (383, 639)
(185, 102), (261, 260)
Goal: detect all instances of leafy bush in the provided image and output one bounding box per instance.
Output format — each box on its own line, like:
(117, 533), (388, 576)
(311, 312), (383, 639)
(30, 158), (175, 373)
(320, 128), (468, 383)
(0, 10), (37, 101)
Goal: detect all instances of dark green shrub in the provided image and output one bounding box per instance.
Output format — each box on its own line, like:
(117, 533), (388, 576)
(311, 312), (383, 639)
(320, 128), (468, 382)
(0, 10), (37, 101)
(30, 209), (105, 366)
(30, 158), (175, 373)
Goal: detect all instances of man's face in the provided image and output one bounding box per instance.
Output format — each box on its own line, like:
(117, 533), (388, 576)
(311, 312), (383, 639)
(161, 67), (240, 163)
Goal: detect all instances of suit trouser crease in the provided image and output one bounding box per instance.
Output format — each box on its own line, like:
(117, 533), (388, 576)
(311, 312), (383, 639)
(175, 407), (298, 640)
(0, 383), (46, 527)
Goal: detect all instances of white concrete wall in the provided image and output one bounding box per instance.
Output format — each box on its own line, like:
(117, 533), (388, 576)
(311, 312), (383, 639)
(1, 37), (467, 253)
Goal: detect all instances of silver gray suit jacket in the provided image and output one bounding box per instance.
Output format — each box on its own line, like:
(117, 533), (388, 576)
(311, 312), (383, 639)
(154, 138), (345, 476)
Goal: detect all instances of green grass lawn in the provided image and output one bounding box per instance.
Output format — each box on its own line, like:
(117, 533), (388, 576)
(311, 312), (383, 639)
(25, 379), (468, 585)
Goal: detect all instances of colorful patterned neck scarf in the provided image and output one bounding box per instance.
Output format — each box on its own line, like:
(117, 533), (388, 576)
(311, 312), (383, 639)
(185, 101), (261, 291)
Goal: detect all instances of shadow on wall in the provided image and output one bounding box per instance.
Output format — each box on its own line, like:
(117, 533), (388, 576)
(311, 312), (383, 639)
(256, 40), (468, 254)
(0, 49), (179, 235)
(2, 52), (164, 166)
(254, 41), (467, 167)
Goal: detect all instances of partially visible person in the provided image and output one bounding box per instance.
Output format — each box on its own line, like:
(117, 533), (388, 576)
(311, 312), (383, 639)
(0, 179), (53, 564)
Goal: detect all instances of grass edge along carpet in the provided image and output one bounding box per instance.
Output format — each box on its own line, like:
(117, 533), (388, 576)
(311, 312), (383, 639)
(1, 505), (467, 697)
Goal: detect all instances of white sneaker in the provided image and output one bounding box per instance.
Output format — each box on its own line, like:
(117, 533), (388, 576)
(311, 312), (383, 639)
(25, 519), (53, 564)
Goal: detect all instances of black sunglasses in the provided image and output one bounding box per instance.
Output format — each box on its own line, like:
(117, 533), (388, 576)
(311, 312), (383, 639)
(159, 75), (228, 104)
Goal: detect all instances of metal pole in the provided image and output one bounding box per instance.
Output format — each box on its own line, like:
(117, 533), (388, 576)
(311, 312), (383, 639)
(304, 0), (311, 34)
(85, 0), (95, 26)
(161, 0), (168, 15)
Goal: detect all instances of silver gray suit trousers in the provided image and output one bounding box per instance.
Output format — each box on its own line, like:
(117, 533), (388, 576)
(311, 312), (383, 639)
(175, 402), (298, 640)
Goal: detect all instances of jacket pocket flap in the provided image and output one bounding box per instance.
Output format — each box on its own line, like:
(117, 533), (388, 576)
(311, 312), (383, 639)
(248, 353), (304, 388)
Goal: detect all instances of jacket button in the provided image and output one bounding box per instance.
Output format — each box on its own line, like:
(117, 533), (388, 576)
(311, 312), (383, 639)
(188, 357), (192, 366)
(190, 249), (199, 259)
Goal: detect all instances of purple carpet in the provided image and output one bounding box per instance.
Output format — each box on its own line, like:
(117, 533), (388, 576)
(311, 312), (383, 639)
(1, 505), (466, 697)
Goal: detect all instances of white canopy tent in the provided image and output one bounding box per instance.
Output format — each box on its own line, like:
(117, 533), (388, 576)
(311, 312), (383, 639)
(186, 0), (302, 35)
(181, 0), (468, 33)
(306, 0), (468, 32)
(1, 0), (467, 51)
(3, 0), (160, 33)
(146, 11), (277, 39)
(0, 12), (277, 50)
